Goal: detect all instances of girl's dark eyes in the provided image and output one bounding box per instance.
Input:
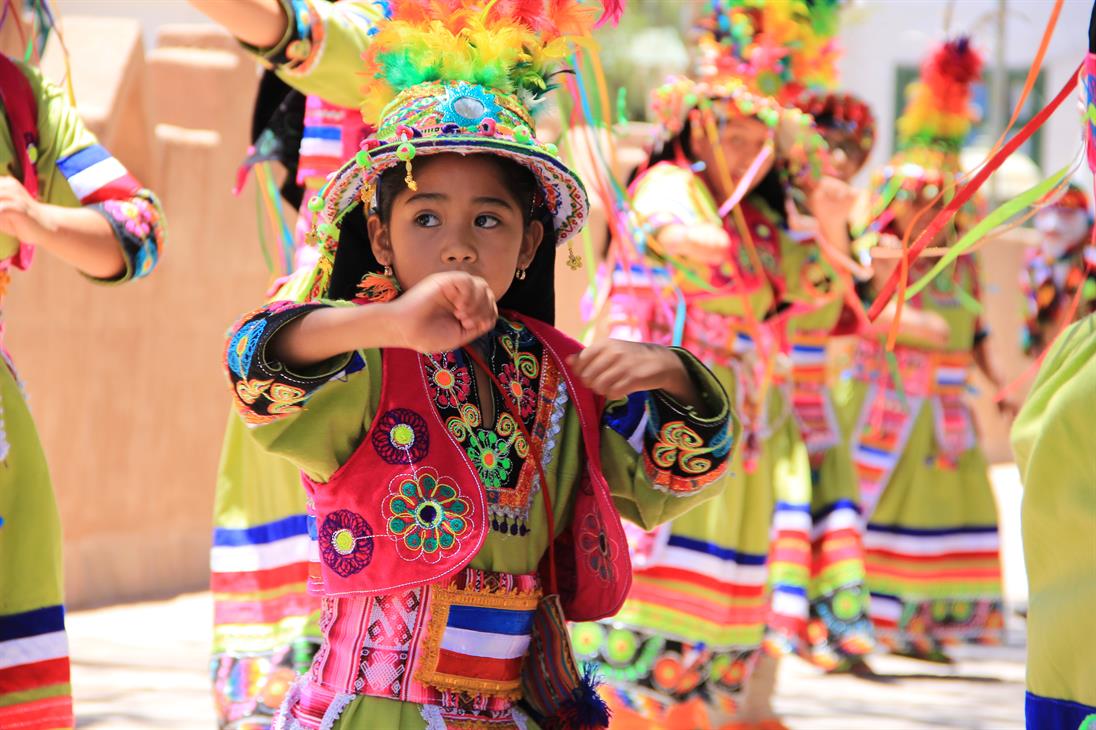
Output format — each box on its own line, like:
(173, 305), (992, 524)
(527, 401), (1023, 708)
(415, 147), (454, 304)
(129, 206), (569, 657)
(411, 213), (501, 228)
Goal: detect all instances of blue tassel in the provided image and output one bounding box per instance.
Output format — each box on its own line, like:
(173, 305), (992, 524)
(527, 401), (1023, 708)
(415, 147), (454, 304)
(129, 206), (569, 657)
(554, 663), (611, 729)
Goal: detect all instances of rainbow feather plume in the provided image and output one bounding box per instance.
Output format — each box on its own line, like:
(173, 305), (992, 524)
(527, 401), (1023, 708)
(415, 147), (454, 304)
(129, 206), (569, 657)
(896, 36), (983, 152)
(360, 0), (616, 121)
(694, 0), (841, 104)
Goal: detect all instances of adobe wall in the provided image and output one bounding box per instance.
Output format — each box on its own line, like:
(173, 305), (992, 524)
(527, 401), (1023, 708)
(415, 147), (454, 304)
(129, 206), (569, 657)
(6, 19), (268, 607)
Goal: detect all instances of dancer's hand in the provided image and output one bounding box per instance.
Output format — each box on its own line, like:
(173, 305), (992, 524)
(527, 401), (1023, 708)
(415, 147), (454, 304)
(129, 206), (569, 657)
(389, 271), (497, 353)
(568, 340), (703, 408)
(269, 272), (497, 369)
(658, 223), (730, 266)
(807, 176), (858, 225)
(0, 176), (125, 279)
(0, 175), (49, 242)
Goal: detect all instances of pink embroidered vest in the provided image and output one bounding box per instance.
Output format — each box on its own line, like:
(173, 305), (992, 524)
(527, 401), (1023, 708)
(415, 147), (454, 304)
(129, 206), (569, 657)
(301, 315), (632, 623)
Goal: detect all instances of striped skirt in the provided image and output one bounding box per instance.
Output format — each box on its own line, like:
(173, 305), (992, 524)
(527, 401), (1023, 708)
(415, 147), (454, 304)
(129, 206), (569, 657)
(211, 411), (321, 729)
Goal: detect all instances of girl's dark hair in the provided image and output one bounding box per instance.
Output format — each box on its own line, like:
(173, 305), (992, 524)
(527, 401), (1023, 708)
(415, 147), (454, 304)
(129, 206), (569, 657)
(327, 154), (557, 324)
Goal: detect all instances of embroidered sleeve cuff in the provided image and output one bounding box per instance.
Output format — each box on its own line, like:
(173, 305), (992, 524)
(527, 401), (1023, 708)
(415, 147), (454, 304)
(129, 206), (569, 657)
(242, 0), (323, 73)
(226, 301), (356, 425)
(86, 189), (165, 284)
(641, 348), (733, 496)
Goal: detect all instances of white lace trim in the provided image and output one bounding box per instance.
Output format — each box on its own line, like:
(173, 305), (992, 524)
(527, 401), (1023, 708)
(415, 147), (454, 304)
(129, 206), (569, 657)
(273, 678), (355, 730)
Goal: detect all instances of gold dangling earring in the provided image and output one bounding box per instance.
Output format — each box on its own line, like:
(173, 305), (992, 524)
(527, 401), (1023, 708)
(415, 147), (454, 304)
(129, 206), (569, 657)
(515, 267), (527, 281)
(566, 241), (583, 271)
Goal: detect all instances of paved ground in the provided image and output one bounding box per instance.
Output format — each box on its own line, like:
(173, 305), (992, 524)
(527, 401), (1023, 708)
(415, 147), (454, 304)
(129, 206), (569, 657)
(68, 466), (1028, 729)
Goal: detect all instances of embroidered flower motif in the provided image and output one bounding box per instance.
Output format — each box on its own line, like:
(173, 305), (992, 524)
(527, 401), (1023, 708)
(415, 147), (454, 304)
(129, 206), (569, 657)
(385, 470), (470, 562)
(424, 352), (471, 409)
(372, 408), (429, 464)
(267, 383), (308, 415)
(499, 363), (536, 419)
(466, 430), (512, 489)
(235, 378), (273, 405)
(319, 509), (374, 577)
(227, 318), (266, 379)
(650, 421), (712, 476)
(102, 197), (154, 239)
(577, 512), (617, 582)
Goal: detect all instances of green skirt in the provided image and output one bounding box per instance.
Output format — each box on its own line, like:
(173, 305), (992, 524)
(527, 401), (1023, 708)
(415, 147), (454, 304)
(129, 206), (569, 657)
(794, 388), (874, 669)
(0, 357), (73, 729)
(1011, 316), (1096, 715)
(841, 377), (1004, 653)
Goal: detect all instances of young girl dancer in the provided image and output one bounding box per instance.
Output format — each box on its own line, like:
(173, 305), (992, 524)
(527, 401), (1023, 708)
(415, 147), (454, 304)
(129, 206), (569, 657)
(224, 2), (737, 728)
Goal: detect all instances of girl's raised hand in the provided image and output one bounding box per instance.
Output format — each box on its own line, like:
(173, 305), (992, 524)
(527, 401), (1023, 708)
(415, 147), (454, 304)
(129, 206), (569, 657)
(389, 271), (498, 353)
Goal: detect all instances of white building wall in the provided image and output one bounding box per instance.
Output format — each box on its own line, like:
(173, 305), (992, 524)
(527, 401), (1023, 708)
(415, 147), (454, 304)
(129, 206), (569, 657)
(838, 0), (1090, 186)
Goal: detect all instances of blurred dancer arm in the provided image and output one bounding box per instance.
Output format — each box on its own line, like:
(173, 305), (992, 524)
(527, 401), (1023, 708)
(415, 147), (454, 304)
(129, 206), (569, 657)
(187, 0), (287, 48)
(0, 61), (164, 282)
(189, 0), (388, 108)
(632, 163), (730, 266)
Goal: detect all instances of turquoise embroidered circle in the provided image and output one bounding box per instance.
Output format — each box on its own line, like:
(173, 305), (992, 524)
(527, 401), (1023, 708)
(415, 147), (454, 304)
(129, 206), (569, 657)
(385, 471), (470, 560)
(227, 318), (266, 379)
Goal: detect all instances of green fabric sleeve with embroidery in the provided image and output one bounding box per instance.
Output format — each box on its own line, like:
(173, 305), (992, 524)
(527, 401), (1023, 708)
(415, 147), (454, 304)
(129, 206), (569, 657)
(227, 303), (736, 575)
(242, 0), (387, 109)
(1, 61), (165, 282)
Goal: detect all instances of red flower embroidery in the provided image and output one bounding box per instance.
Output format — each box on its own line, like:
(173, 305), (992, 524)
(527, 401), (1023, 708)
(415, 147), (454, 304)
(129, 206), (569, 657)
(424, 353), (471, 409)
(499, 363), (535, 419)
(577, 512), (616, 582)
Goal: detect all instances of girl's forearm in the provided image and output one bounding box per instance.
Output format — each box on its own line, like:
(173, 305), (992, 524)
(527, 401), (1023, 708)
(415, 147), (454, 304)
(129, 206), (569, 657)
(34, 204), (126, 279)
(188, 0), (289, 48)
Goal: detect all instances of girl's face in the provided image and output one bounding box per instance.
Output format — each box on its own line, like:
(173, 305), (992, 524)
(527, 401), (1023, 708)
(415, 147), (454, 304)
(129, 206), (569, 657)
(691, 114), (774, 194)
(821, 128), (871, 183)
(368, 154), (544, 300)
(1034, 207), (1089, 258)
(893, 195), (949, 247)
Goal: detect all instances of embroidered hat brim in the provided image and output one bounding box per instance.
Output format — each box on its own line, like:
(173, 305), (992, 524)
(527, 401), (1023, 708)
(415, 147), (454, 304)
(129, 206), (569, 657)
(318, 135), (589, 245)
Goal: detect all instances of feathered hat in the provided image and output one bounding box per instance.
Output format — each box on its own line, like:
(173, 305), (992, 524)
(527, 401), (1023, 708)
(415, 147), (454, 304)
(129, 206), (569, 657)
(645, 0), (835, 186)
(797, 91), (876, 158)
(879, 36), (983, 199)
(694, 0), (841, 105)
(1042, 182), (1091, 215)
(303, 0), (618, 300)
